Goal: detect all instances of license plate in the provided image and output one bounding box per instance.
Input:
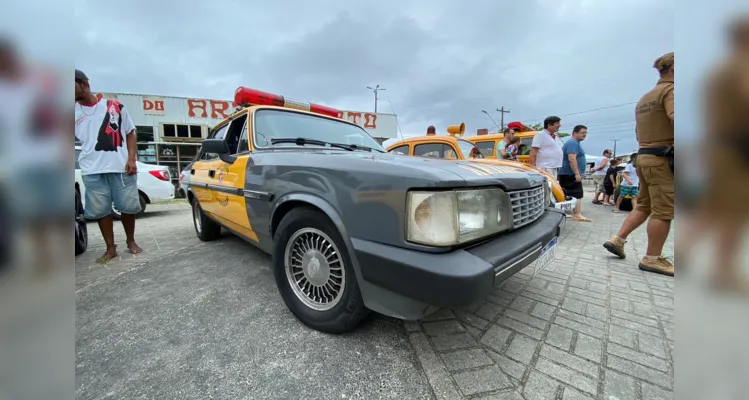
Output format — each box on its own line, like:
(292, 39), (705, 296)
(532, 237), (558, 276)
(558, 202), (574, 212)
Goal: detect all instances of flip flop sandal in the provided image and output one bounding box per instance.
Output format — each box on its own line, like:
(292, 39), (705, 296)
(572, 216), (593, 222)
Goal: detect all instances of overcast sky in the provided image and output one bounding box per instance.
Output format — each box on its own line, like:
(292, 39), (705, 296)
(7, 0), (742, 156)
(66, 0), (680, 155)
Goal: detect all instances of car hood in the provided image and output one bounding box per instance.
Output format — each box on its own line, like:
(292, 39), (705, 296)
(263, 149), (546, 191)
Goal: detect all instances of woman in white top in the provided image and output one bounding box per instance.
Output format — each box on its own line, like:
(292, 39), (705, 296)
(591, 149), (612, 204)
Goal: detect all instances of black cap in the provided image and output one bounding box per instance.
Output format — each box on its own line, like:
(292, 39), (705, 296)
(75, 69), (88, 82)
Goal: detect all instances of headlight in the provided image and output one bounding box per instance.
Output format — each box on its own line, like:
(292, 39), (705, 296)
(545, 179), (553, 205)
(406, 189), (512, 246)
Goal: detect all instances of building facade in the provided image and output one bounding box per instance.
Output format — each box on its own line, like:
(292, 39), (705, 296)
(81, 91), (399, 184)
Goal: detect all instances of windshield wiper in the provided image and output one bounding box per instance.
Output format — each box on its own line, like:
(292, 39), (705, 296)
(338, 143), (385, 153)
(270, 137), (354, 151)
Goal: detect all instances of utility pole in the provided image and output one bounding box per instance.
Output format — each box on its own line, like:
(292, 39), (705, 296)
(481, 110), (501, 131)
(366, 85), (386, 113)
(610, 139), (622, 158)
(496, 106), (511, 129)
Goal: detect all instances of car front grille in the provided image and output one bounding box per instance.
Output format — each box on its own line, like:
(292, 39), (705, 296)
(509, 185), (545, 228)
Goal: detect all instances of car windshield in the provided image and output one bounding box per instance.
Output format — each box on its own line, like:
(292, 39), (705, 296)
(253, 109), (385, 151)
(457, 139), (483, 159)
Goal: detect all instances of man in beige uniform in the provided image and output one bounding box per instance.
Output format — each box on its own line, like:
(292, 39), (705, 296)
(603, 52), (674, 276)
(678, 17), (749, 293)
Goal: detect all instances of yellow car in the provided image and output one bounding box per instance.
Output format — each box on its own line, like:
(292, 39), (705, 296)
(466, 122), (537, 164)
(386, 124), (576, 213)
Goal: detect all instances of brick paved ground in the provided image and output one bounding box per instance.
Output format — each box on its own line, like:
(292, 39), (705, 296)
(76, 187), (675, 399)
(406, 195), (675, 400)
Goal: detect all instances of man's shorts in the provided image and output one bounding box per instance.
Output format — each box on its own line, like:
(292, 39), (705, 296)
(620, 185), (639, 198)
(592, 175), (606, 192)
(635, 155), (674, 221)
(558, 174), (584, 199)
(540, 167), (558, 180)
(604, 183), (615, 196)
(82, 172), (142, 220)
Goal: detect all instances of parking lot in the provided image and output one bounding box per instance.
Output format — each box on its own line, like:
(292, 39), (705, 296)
(76, 188), (675, 400)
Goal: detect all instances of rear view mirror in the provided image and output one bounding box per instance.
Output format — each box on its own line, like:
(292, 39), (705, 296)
(201, 139), (230, 154)
(201, 139), (236, 164)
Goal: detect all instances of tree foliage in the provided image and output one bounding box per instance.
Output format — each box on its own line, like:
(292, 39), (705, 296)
(529, 123), (569, 138)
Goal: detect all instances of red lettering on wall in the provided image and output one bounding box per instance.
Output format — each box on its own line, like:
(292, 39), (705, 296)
(155, 101), (164, 111)
(363, 113), (377, 129)
(346, 112), (362, 125)
(210, 100), (230, 119)
(336, 111), (345, 119)
(187, 99), (207, 118)
(143, 100), (154, 111)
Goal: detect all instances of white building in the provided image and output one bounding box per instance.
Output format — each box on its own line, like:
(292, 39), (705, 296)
(83, 91), (399, 182)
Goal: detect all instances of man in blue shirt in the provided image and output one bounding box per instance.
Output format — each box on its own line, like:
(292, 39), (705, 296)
(558, 125), (591, 222)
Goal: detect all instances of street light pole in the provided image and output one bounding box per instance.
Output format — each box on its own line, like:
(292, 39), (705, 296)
(366, 85), (386, 113)
(481, 110), (501, 131)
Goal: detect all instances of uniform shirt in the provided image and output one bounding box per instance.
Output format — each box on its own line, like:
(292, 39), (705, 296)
(635, 77), (674, 148)
(704, 54), (749, 139)
(622, 163), (639, 187)
(74, 97), (136, 175)
(559, 139), (586, 176)
(530, 130), (563, 168)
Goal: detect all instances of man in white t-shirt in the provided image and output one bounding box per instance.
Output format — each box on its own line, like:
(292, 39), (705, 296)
(74, 69), (142, 263)
(529, 116), (563, 178)
(591, 149), (612, 204)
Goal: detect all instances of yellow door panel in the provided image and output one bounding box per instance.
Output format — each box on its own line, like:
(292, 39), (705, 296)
(191, 156), (259, 243)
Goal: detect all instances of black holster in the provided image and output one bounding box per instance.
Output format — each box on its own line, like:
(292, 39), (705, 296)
(638, 146), (674, 173)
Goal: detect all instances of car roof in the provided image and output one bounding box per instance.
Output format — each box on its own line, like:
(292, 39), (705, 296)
(386, 134), (463, 149)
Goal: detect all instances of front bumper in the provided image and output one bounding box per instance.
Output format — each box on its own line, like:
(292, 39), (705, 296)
(554, 197), (576, 213)
(352, 209), (565, 318)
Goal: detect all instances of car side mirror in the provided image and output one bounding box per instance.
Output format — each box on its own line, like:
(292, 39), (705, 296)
(201, 139), (236, 164)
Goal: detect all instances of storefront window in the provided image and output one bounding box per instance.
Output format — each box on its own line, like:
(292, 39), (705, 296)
(136, 125), (154, 142)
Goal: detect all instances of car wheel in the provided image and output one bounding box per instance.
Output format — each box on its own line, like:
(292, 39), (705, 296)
(137, 192), (147, 217)
(192, 200), (221, 241)
(110, 203), (122, 220)
(272, 207), (369, 333)
(75, 190), (88, 256)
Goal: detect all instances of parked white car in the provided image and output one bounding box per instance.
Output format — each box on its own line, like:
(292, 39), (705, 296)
(74, 146), (176, 218)
(177, 162), (193, 199)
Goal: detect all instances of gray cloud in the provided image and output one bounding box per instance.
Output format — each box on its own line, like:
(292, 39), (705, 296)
(71, 0), (674, 154)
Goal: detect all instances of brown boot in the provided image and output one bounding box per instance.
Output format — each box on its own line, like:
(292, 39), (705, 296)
(638, 256), (674, 276)
(603, 236), (626, 259)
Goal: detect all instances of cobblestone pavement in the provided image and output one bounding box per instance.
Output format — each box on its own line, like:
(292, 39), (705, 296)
(76, 190), (675, 399)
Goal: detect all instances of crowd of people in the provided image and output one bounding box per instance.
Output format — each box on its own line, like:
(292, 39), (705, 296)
(492, 51), (675, 277)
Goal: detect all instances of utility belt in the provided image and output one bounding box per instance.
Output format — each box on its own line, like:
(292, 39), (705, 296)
(638, 146), (674, 173)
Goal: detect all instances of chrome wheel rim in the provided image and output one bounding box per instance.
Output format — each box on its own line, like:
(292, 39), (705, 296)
(193, 204), (202, 233)
(284, 228), (345, 311)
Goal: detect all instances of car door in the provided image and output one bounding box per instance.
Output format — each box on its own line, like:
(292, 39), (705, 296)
(194, 112), (259, 242)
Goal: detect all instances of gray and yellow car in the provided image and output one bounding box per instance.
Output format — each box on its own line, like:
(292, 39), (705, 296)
(185, 87), (566, 333)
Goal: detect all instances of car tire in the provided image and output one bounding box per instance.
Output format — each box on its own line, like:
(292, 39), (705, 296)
(75, 190), (88, 256)
(137, 192), (147, 217)
(192, 200), (222, 241)
(272, 207), (369, 334)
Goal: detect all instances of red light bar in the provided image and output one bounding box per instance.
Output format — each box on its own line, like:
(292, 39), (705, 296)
(234, 87), (340, 118)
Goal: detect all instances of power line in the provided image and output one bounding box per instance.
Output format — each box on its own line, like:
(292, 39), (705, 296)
(481, 110), (501, 131)
(515, 101), (638, 124)
(385, 94), (404, 140)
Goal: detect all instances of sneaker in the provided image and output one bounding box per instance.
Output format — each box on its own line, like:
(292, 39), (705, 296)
(603, 236), (626, 259)
(639, 256), (674, 276)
